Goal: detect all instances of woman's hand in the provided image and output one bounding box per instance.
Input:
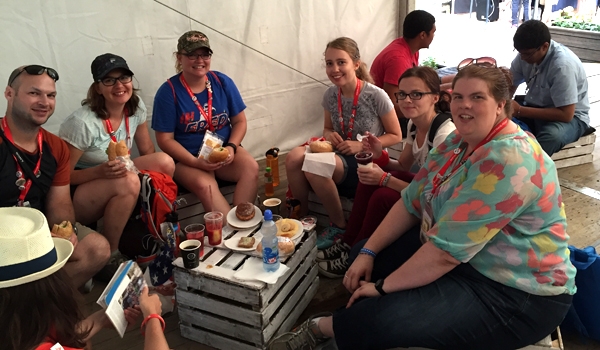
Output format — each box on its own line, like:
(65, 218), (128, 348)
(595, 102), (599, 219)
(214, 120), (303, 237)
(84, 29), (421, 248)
(195, 157), (225, 172)
(139, 286), (163, 318)
(325, 131), (344, 147)
(343, 254), (374, 293)
(124, 306), (143, 330)
(357, 164), (385, 186)
(346, 281), (380, 308)
(363, 132), (383, 159)
(101, 160), (128, 179)
(336, 140), (363, 155)
(220, 146), (236, 166)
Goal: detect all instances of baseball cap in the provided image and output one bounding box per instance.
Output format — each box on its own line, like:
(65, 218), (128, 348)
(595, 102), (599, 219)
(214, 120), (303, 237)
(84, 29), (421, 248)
(91, 53), (134, 82)
(177, 31), (213, 54)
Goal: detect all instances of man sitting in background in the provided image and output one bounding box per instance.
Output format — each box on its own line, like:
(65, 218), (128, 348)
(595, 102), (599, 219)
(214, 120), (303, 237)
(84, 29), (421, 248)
(0, 65), (110, 289)
(510, 20), (591, 156)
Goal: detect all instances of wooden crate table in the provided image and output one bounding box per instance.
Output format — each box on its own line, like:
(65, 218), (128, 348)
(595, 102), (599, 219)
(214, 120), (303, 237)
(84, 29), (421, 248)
(173, 223), (319, 350)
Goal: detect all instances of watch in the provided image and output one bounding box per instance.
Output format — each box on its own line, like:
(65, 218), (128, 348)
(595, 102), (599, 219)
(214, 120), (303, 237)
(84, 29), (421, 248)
(224, 142), (237, 154)
(374, 279), (387, 296)
(72, 222), (79, 236)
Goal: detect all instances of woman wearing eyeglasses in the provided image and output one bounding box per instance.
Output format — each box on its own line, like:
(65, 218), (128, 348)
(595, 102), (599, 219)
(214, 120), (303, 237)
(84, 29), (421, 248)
(317, 66), (455, 278)
(152, 31), (258, 220)
(269, 63), (574, 350)
(59, 53), (175, 277)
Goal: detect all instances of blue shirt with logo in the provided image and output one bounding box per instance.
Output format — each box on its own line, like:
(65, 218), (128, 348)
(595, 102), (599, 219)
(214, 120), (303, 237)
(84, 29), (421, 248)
(152, 71), (246, 155)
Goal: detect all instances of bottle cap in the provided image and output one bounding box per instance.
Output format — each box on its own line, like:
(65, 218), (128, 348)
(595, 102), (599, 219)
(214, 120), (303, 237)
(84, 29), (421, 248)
(266, 167), (272, 172)
(264, 209), (273, 221)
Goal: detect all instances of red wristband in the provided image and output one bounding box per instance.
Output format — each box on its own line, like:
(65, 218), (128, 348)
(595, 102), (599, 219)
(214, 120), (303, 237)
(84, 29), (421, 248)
(373, 149), (390, 167)
(141, 314), (165, 336)
(378, 172), (388, 187)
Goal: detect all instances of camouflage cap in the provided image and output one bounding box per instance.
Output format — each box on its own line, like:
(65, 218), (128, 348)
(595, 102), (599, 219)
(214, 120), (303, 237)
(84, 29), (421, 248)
(177, 31), (213, 54)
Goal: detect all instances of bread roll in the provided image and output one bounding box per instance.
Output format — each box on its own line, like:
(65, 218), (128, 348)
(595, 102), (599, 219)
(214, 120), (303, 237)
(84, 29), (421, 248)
(309, 141), (333, 153)
(116, 140), (128, 157)
(107, 141), (117, 161)
(51, 221), (74, 239)
(208, 147), (229, 163)
(106, 140), (128, 161)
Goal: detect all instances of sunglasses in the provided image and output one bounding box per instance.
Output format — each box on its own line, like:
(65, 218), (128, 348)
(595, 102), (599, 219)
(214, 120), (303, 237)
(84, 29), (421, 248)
(8, 65), (59, 87)
(99, 75), (133, 86)
(457, 57), (497, 70)
(394, 91), (437, 102)
(182, 52), (212, 61)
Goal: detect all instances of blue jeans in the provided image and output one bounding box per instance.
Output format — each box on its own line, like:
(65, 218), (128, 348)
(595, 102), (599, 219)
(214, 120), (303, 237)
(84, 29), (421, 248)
(332, 227), (573, 350)
(516, 116), (589, 156)
(512, 0), (530, 25)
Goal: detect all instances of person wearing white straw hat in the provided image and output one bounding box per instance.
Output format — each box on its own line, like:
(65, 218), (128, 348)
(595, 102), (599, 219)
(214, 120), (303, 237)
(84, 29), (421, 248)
(1, 65), (110, 289)
(0, 207), (170, 350)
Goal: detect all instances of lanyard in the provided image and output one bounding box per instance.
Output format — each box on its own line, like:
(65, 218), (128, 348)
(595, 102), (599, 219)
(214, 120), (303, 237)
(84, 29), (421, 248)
(1, 117), (43, 206)
(337, 79), (361, 140)
(430, 118), (509, 198)
(180, 74), (214, 132)
(103, 115), (131, 154)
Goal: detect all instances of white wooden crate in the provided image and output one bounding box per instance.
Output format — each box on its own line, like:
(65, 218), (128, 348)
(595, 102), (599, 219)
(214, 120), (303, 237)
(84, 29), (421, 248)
(176, 185), (236, 228)
(551, 133), (596, 169)
(174, 228), (318, 350)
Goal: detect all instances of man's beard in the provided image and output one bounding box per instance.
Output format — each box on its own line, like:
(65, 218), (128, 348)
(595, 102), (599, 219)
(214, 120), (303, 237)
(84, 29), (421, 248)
(11, 100), (52, 131)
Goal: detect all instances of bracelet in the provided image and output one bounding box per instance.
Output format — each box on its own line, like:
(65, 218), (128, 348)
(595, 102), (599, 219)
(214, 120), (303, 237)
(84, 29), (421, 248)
(378, 172), (388, 187)
(141, 314), (165, 336)
(382, 172), (392, 187)
(224, 142), (237, 154)
(373, 149), (390, 167)
(359, 247), (377, 258)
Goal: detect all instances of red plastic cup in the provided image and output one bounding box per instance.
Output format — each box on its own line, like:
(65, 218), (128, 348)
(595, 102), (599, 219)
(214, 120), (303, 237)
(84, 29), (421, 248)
(204, 212), (224, 246)
(184, 224), (205, 257)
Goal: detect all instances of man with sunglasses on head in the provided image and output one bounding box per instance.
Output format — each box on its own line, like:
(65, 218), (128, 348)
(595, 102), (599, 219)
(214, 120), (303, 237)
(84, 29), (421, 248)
(510, 20), (591, 156)
(0, 65), (110, 290)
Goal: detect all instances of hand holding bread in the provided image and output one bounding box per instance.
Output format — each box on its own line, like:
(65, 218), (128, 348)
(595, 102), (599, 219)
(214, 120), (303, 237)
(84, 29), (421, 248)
(208, 147), (230, 163)
(106, 140), (128, 161)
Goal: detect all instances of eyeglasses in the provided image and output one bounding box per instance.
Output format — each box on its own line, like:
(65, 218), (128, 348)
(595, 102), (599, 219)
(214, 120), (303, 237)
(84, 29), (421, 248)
(457, 57), (497, 70)
(99, 75), (133, 86)
(8, 65), (59, 87)
(394, 91), (437, 102)
(519, 46), (542, 61)
(182, 52), (212, 61)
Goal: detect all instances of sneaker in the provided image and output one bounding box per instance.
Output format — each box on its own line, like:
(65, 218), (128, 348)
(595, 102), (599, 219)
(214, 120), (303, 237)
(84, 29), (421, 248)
(316, 225), (345, 250)
(316, 241), (351, 262)
(95, 250), (129, 283)
(318, 252), (349, 278)
(268, 312), (332, 350)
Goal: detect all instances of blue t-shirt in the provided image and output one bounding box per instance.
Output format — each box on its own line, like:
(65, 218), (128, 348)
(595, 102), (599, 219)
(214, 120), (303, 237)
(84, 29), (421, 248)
(152, 71), (246, 155)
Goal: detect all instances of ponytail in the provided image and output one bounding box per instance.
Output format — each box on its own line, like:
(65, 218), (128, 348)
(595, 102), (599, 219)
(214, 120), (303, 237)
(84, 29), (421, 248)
(356, 62), (374, 84)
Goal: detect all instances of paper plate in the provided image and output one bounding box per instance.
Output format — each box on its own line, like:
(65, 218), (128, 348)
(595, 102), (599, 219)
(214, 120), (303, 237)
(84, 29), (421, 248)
(275, 219), (304, 241)
(227, 205), (263, 228)
(224, 236), (260, 252)
(256, 237), (295, 258)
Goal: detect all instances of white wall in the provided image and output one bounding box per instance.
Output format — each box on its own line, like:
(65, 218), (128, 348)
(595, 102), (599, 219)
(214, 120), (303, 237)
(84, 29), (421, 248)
(0, 0), (398, 158)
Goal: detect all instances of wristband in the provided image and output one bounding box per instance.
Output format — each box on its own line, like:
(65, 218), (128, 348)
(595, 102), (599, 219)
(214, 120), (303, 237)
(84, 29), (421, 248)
(373, 149), (390, 167)
(141, 314), (165, 336)
(382, 172), (392, 187)
(359, 247), (377, 258)
(224, 142), (237, 154)
(378, 172), (388, 187)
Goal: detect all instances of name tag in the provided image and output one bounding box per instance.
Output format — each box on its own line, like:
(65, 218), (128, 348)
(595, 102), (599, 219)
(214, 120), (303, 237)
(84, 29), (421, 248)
(50, 343), (65, 350)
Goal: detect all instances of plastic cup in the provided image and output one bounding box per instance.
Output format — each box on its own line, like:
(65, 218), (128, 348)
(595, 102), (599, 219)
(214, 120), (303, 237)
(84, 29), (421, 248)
(355, 152), (373, 168)
(263, 198), (282, 215)
(179, 239), (201, 269)
(204, 211), (224, 246)
(272, 214), (283, 222)
(184, 224), (205, 257)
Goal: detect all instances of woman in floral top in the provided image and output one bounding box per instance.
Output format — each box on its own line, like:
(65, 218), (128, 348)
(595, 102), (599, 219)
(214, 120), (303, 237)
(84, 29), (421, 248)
(268, 63), (575, 350)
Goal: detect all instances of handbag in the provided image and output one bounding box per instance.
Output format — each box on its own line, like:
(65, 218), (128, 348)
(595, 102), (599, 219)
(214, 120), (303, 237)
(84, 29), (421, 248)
(561, 245), (600, 341)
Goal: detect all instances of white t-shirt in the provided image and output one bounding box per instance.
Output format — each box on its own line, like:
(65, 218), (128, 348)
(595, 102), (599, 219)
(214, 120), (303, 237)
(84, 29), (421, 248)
(59, 99), (147, 169)
(405, 116), (455, 168)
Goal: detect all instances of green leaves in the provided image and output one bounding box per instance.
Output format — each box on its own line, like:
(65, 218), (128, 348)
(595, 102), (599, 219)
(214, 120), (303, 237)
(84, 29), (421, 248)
(552, 19), (600, 32)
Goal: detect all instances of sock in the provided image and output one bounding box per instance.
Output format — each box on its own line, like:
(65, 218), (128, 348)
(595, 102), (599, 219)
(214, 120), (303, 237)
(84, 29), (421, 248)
(310, 317), (327, 338)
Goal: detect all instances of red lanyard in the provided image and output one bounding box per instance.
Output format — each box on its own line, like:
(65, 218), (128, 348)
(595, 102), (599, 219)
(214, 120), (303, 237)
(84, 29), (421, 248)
(103, 115), (131, 154)
(180, 74), (214, 132)
(337, 79), (361, 140)
(430, 118), (509, 197)
(1, 117), (43, 206)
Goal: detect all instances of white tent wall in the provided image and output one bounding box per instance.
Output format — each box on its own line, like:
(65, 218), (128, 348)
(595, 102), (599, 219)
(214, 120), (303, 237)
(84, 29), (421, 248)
(0, 0), (399, 159)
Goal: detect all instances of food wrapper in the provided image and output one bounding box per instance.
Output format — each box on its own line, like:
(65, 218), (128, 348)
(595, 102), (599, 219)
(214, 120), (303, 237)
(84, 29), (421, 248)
(116, 155), (139, 173)
(198, 130), (225, 159)
(301, 145), (336, 178)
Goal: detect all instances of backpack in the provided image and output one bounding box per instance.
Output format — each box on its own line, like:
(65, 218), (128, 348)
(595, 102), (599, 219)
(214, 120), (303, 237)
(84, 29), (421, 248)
(409, 112), (453, 151)
(139, 170), (179, 243)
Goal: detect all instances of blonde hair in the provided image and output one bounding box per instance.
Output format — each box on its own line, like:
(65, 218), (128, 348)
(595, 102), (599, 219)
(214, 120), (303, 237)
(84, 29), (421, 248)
(325, 37), (374, 84)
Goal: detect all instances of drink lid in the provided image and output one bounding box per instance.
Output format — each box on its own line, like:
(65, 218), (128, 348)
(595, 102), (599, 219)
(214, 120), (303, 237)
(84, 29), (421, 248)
(266, 148), (280, 157)
(264, 209), (273, 220)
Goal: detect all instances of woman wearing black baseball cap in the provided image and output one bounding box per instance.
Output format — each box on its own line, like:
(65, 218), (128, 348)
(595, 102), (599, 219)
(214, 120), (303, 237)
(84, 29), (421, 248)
(151, 31), (258, 221)
(59, 53), (175, 278)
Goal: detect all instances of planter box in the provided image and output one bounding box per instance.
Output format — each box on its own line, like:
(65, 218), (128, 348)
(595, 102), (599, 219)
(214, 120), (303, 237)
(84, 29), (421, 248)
(549, 26), (600, 63)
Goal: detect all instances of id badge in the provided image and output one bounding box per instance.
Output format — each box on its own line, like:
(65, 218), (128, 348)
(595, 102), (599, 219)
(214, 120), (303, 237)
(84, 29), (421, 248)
(420, 200), (434, 244)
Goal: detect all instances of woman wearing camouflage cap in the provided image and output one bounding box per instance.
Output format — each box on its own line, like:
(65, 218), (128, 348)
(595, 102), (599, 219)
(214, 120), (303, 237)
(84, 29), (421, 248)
(152, 31), (258, 220)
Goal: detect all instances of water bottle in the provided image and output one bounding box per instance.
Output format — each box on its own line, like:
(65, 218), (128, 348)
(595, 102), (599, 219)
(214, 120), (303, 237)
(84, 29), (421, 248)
(262, 210), (280, 272)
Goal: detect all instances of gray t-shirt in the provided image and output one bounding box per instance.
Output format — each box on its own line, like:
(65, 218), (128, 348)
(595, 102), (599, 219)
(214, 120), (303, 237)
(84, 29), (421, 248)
(321, 82), (393, 140)
(59, 99), (147, 169)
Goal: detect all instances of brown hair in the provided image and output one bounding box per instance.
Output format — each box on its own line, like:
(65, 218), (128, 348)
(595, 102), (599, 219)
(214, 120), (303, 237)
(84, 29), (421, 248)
(399, 66), (450, 113)
(452, 65), (514, 117)
(325, 37), (374, 84)
(174, 52), (183, 73)
(82, 80), (140, 120)
(0, 269), (91, 350)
